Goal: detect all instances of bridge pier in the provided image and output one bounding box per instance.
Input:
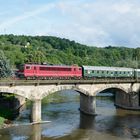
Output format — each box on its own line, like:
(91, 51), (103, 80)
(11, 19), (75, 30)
(80, 94), (96, 115)
(115, 91), (140, 110)
(31, 99), (41, 123)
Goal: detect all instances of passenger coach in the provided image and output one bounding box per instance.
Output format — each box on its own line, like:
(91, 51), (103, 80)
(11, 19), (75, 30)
(82, 66), (134, 78)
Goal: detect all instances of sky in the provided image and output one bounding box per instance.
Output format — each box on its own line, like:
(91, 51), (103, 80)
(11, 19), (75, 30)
(0, 0), (140, 48)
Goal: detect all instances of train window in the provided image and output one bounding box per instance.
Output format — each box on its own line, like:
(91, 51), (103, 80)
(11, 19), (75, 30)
(40, 67), (47, 70)
(39, 67), (72, 71)
(64, 68), (71, 71)
(102, 71), (104, 73)
(92, 70), (94, 73)
(87, 70), (91, 74)
(74, 68), (76, 71)
(26, 66), (31, 70)
(79, 68), (81, 70)
(97, 71), (99, 73)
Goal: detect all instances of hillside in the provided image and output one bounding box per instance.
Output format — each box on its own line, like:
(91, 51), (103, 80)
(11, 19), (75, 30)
(0, 34), (139, 68)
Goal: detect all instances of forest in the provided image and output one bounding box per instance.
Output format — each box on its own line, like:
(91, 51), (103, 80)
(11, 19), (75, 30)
(0, 34), (140, 70)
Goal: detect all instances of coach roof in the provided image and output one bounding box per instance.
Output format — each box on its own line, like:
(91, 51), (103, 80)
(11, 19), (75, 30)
(82, 66), (134, 71)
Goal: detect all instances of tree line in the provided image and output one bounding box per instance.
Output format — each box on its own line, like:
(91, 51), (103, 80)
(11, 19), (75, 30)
(0, 34), (140, 77)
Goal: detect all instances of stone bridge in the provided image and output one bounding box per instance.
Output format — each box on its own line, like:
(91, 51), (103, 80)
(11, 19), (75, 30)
(0, 79), (140, 123)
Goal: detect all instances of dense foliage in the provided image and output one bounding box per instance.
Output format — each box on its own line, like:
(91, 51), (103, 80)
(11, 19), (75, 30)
(0, 34), (139, 69)
(0, 50), (12, 78)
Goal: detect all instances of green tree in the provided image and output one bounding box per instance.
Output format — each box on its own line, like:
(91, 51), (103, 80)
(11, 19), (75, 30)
(0, 50), (12, 78)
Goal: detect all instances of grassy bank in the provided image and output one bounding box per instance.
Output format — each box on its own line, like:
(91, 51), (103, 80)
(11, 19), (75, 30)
(0, 117), (5, 126)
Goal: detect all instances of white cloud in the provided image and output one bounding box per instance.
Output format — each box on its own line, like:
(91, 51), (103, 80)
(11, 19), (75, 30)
(54, 0), (140, 47)
(1, 0), (140, 47)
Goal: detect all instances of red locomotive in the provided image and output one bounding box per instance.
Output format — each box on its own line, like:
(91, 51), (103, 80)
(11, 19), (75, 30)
(17, 64), (82, 80)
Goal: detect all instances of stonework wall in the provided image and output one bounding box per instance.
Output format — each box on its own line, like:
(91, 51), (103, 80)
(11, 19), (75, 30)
(115, 91), (140, 110)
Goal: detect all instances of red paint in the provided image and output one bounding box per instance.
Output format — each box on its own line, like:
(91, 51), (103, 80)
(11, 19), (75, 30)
(20, 64), (82, 79)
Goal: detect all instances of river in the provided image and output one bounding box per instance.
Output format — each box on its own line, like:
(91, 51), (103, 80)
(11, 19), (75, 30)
(0, 90), (140, 140)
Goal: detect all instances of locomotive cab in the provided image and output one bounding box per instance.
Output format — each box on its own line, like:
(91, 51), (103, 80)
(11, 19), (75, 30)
(16, 64), (25, 78)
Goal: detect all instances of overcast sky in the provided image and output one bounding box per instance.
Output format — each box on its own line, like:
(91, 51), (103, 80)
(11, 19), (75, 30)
(0, 0), (140, 48)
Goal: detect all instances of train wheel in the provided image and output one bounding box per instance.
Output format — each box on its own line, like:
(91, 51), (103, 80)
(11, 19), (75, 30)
(26, 77), (30, 80)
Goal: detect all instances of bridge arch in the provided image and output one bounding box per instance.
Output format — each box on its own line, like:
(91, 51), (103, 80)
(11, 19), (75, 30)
(93, 85), (128, 96)
(0, 87), (30, 100)
(41, 85), (90, 99)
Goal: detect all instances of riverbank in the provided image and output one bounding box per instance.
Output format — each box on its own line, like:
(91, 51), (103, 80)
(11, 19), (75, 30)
(0, 117), (5, 128)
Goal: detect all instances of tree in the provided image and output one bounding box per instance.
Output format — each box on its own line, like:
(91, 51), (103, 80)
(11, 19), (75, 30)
(0, 50), (12, 78)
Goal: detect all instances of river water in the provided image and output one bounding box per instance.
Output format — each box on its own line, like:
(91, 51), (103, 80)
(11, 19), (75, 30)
(0, 90), (140, 140)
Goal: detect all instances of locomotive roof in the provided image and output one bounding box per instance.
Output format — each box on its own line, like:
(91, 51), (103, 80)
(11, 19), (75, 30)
(82, 66), (134, 71)
(25, 64), (79, 67)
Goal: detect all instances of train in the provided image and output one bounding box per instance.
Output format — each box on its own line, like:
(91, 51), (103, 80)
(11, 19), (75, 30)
(16, 64), (140, 80)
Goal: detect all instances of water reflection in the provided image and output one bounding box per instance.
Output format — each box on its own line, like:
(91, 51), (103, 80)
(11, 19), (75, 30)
(79, 113), (96, 129)
(30, 124), (41, 140)
(79, 102), (140, 139)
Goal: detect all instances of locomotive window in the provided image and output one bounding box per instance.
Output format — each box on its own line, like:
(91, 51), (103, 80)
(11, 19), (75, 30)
(62, 68), (71, 71)
(74, 68), (76, 71)
(41, 67), (72, 71)
(40, 67), (47, 70)
(26, 66), (31, 70)
(92, 70), (94, 73)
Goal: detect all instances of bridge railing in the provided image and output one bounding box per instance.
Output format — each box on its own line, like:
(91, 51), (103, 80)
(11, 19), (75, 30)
(0, 78), (139, 86)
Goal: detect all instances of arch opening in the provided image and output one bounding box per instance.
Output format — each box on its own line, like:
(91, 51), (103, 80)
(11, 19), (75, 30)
(0, 92), (25, 122)
(97, 87), (127, 102)
(41, 89), (81, 122)
(96, 87), (128, 96)
(42, 89), (80, 104)
(95, 87), (128, 113)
